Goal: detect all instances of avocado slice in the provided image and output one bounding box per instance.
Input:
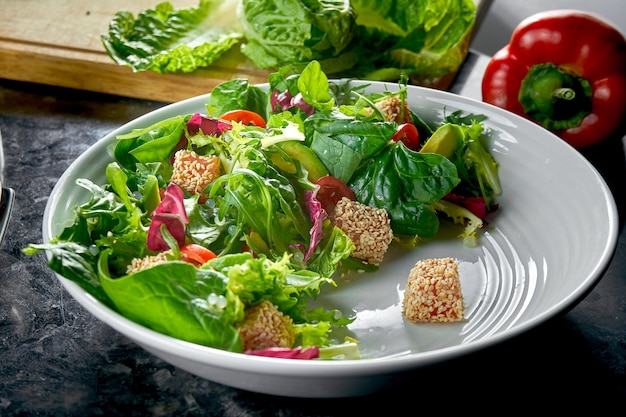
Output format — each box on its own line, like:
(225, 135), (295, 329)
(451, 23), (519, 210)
(271, 141), (329, 182)
(419, 123), (463, 158)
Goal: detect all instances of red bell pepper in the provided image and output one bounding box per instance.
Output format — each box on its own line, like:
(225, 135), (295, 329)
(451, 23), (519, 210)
(481, 10), (626, 149)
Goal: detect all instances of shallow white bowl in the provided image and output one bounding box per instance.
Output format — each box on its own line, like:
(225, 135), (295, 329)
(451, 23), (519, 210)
(42, 81), (619, 398)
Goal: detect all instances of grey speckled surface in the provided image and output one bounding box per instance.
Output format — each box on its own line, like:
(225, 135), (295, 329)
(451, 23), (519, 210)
(0, 52), (625, 416)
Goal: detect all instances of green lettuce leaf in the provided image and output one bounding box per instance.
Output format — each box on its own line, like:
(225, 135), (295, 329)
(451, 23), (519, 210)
(207, 78), (269, 119)
(101, 0), (243, 73)
(349, 0), (450, 36)
(102, 0), (476, 82)
(238, 0), (357, 71)
(349, 0), (476, 80)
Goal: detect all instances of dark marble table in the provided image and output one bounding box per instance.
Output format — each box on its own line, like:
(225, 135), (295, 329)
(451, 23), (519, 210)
(1, 52), (624, 416)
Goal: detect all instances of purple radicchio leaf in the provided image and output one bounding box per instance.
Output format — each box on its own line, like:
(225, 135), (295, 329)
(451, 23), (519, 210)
(147, 183), (189, 251)
(244, 346), (320, 360)
(291, 93), (314, 115)
(270, 90), (314, 115)
(187, 113), (232, 136)
(303, 188), (327, 262)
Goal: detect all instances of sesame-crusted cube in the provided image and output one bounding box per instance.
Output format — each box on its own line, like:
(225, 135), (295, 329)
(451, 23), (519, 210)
(237, 300), (296, 352)
(402, 257), (465, 323)
(126, 250), (173, 274)
(331, 197), (394, 266)
(375, 95), (414, 124)
(170, 149), (221, 203)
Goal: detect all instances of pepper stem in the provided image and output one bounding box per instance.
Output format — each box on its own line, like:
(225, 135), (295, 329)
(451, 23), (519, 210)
(553, 87), (576, 101)
(518, 62), (592, 131)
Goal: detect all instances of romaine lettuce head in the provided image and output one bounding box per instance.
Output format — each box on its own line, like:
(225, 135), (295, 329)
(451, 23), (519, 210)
(351, 0), (451, 36)
(101, 0), (244, 73)
(238, 0), (357, 72)
(349, 0), (476, 81)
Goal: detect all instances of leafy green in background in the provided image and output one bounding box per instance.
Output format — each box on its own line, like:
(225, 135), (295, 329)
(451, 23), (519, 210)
(238, 0), (357, 74)
(101, 0), (243, 73)
(349, 0), (477, 81)
(102, 0), (477, 83)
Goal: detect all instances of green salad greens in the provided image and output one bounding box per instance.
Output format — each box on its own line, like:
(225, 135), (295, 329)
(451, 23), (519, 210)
(24, 61), (500, 360)
(102, 0), (244, 73)
(101, 0), (477, 82)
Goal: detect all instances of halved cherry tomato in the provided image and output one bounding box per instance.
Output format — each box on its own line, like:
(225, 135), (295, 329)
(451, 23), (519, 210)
(180, 244), (217, 267)
(315, 175), (355, 213)
(391, 123), (419, 151)
(219, 110), (266, 128)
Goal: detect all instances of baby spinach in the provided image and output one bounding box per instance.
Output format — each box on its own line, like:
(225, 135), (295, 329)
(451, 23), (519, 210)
(114, 115), (187, 170)
(303, 111), (394, 183)
(349, 141), (460, 237)
(99, 251), (243, 351)
(208, 78), (268, 119)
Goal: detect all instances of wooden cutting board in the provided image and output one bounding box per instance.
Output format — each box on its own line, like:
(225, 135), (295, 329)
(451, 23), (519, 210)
(0, 0), (488, 103)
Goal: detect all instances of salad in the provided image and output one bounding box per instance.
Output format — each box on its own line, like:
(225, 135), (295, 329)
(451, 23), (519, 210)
(24, 61), (501, 360)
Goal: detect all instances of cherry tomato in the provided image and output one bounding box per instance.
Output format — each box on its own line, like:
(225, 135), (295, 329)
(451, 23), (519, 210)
(391, 123), (419, 150)
(315, 175), (355, 213)
(219, 110), (266, 128)
(180, 244), (217, 267)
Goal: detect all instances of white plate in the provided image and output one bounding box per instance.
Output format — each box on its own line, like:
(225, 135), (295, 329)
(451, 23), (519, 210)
(42, 81), (619, 398)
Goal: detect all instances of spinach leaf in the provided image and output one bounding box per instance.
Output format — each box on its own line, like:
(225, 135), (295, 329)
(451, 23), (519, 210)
(297, 60), (335, 112)
(23, 241), (112, 308)
(114, 115), (187, 170)
(304, 111), (394, 183)
(208, 78), (269, 119)
(349, 142), (460, 237)
(99, 252), (243, 351)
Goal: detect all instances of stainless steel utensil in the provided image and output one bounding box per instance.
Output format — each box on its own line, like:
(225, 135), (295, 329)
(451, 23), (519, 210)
(0, 128), (13, 245)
